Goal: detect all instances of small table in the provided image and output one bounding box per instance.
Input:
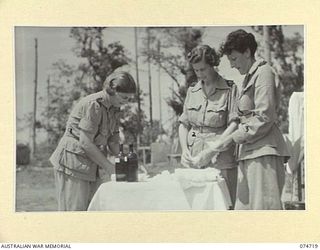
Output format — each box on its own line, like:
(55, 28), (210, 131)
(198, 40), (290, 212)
(88, 172), (232, 211)
(88, 177), (190, 211)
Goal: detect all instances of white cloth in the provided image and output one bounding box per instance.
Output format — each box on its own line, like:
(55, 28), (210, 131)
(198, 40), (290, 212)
(174, 168), (221, 189)
(88, 170), (232, 211)
(288, 92), (304, 173)
(288, 92), (304, 143)
(88, 174), (189, 211)
(283, 91), (305, 203)
(174, 168), (232, 210)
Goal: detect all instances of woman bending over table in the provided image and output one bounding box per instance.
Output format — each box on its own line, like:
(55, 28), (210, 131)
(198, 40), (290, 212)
(50, 71), (136, 211)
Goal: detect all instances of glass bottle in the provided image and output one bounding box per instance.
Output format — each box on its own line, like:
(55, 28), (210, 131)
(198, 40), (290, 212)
(127, 144), (138, 182)
(115, 144), (127, 182)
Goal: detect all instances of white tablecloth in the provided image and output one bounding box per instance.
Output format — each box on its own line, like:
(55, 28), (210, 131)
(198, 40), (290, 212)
(88, 170), (232, 211)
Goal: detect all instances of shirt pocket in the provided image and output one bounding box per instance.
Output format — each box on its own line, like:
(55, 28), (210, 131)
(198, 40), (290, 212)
(59, 142), (94, 174)
(187, 102), (202, 124)
(205, 100), (228, 127)
(238, 90), (254, 114)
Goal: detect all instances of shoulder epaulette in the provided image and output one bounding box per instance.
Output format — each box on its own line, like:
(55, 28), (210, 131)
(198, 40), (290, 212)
(226, 80), (234, 87)
(95, 97), (103, 107)
(189, 81), (197, 87)
(258, 61), (267, 67)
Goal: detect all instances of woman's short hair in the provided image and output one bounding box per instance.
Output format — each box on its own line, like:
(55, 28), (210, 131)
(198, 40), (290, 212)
(187, 45), (220, 67)
(221, 29), (258, 57)
(104, 71), (136, 96)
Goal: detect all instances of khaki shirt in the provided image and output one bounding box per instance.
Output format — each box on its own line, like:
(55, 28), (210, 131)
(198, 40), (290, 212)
(179, 74), (238, 169)
(232, 60), (290, 160)
(49, 90), (120, 181)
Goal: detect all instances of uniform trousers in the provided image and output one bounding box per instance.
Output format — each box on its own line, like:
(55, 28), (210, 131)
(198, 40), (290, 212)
(54, 170), (102, 211)
(235, 155), (285, 210)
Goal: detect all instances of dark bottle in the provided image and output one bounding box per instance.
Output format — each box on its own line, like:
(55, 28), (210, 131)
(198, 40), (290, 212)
(115, 144), (127, 182)
(127, 144), (138, 182)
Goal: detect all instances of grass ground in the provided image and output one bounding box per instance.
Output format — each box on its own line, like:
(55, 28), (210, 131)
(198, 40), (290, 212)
(14, 161), (175, 212)
(16, 166), (57, 212)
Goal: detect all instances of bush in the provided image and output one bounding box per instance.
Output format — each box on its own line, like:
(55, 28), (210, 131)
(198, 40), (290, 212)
(16, 143), (31, 165)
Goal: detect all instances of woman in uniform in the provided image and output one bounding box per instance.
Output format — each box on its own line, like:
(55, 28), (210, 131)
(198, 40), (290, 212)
(178, 45), (239, 208)
(49, 71), (136, 211)
(195, 29), (290, 209)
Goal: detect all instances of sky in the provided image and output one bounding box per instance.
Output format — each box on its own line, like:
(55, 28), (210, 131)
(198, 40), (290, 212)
(15, 25), (303, 143)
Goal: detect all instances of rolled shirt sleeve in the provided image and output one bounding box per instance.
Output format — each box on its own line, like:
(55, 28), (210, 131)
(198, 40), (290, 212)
(232, 66), (277, 144)
(78, 101), (102, 135)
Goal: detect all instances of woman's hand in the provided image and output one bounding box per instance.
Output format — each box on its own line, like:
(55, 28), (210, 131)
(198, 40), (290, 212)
(191, 149), (215, 168)
(181, 150), (193, 168)
(98, 166), (112, 182)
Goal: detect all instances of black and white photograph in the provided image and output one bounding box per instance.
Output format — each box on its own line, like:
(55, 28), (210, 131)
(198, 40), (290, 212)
(15, 25), (304, 212)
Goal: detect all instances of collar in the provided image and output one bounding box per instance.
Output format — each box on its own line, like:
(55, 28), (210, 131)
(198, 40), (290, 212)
(191, 73), (230, 93)
(96, 90), (112, 109)
(247, 59), (267, 76)
(241, 59), (267, 93)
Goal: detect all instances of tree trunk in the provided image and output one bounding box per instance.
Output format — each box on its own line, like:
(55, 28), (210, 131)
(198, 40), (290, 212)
(134, 28), (141, 146)
(32, 38), (38, 157)
(263, 26), (271, 63)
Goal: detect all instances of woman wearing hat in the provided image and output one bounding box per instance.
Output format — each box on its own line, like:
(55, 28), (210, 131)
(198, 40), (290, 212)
(178, 45), (239, 208)
(194, 30), (290, 209)
(49, 71), (136, 211)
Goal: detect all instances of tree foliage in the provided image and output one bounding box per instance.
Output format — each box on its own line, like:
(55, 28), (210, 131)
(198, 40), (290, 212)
(70, 27), (130, 93)
(140, 27), (203, 119)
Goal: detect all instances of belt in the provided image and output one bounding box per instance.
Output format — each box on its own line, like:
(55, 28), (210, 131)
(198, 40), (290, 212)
(191, 126), (225, 134)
